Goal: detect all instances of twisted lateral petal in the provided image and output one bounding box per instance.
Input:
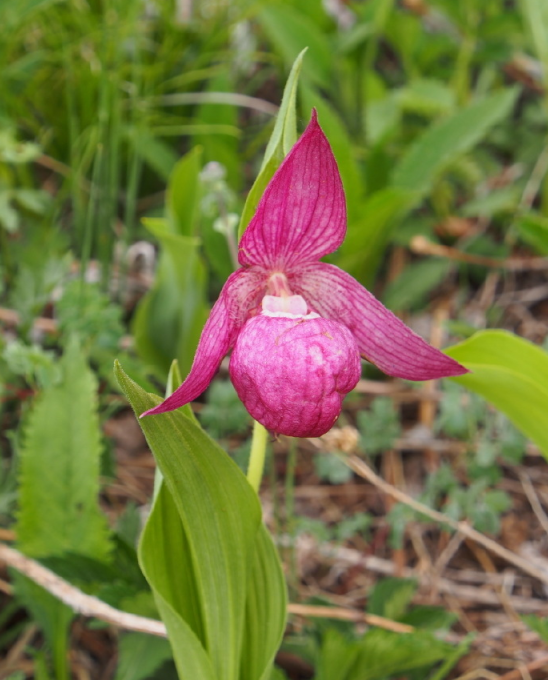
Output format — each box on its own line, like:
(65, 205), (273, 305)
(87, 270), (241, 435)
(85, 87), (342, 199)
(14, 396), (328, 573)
(293, 263), (469, 381)
(141, 268), (266, 417)
(238, 110), (346, 270)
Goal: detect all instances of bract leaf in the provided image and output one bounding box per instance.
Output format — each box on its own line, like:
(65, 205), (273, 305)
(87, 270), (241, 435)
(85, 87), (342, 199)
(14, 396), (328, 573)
(238, 48), (306, 240)
(445, 330), (548, 458)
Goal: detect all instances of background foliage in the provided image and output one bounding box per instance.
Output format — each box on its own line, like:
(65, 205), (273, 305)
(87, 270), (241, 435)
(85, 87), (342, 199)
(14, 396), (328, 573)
(2, 0), (548, 678)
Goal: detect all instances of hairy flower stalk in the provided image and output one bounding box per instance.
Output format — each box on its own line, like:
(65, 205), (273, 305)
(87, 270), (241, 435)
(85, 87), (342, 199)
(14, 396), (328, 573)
(142, 110), (468, 437)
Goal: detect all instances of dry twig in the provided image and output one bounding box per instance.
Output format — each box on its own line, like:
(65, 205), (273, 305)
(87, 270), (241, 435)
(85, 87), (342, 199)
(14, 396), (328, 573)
(519, 471), (548, 536)
(344, 455), (548, 587)
(0, 543), (167, 637)
(411, 235), (548, 271)
(0, 543), (413, 638)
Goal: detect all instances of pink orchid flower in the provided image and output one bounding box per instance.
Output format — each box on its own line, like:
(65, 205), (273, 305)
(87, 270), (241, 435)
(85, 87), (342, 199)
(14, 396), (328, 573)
(142, 110), (468, 437)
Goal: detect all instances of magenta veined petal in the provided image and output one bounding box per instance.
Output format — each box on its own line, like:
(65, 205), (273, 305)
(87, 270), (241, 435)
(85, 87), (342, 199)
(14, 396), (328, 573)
(238, 109), (346, 270)
(140, 268), (265, 417)
(293, 262), (469, 381)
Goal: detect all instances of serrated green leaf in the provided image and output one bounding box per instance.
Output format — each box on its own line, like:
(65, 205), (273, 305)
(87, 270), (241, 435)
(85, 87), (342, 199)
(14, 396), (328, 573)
(238, 49), (306, 240)
(445, 330), (548, 459)
(17, 338), (110, 560)
(315, 628), (360, 680)
(351, 628), (458, 680)
(391, 89), (518, 198)
(367, 578), (417, 620)
(115, 363), (286, 680)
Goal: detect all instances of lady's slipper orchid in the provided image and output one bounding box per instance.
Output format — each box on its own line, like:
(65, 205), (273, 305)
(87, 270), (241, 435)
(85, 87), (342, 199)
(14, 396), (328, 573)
(142, 110), (468, 437)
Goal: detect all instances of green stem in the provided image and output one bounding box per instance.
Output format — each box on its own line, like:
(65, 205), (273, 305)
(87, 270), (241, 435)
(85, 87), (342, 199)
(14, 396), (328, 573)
(284, 437), (298, 597)
(247, 420), (268, 492)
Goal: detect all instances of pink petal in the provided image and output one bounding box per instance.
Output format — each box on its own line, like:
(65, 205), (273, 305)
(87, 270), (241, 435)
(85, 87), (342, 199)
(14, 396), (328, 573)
(293, 263), (469, 381)
(238, 109), (346, 270)
(229, 314), (361, 438)
(141, 268), (265, 417)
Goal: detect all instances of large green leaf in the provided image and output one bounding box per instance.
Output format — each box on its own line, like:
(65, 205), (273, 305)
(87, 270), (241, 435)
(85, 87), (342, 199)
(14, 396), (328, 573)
(17, 338), (110, 560)
(140, 482), (217, 680)
(240, 527), (288, 680)
(238, 49), (306, 240)
(445, 330), (548, 458)
(132, 221), (208, 379)
(115, 363), (287, 680)
(391, 89), (518, 198)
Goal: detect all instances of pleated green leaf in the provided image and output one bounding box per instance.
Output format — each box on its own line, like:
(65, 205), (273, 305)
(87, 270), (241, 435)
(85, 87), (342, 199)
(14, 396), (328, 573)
(115, 362), (287, 680)
(140, 482), (216, 680)
(445, 330), (548, 458)
(240, 526), (288, 680)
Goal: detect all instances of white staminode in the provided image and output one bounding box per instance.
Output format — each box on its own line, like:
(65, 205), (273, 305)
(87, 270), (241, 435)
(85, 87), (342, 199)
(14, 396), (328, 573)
(261, 294), (320, 319)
